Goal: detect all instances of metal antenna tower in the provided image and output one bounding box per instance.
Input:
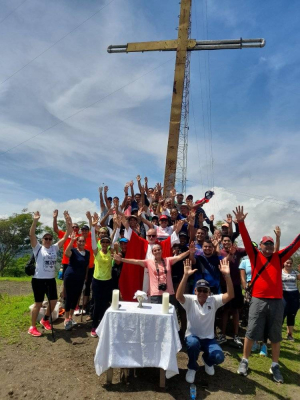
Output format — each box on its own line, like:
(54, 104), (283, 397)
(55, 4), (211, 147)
(175, 9), (191, 195)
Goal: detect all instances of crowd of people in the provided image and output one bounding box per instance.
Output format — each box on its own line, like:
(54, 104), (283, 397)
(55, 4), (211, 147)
(27, 176), (300, 385)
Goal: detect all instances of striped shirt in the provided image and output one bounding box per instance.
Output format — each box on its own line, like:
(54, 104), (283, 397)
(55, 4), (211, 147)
(282, 270), (299, 291)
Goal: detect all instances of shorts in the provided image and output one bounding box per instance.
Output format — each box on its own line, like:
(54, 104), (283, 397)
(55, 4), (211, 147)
(223, 285), (244, 310)
(31, 278), (58, 303)
(246, 297), (284, 343)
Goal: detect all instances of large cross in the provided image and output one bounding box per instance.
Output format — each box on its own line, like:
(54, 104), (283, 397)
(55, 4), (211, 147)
(108, 0), (265, 195)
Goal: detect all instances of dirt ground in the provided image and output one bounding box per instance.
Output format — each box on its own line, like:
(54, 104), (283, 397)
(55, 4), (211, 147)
(0, 281), (298, 400)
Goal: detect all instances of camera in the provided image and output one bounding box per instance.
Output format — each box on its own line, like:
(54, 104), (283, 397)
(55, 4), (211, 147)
(158, 283), (167, 291)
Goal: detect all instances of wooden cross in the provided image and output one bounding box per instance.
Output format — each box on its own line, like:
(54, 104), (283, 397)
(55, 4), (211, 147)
(108, 0), (265, 194)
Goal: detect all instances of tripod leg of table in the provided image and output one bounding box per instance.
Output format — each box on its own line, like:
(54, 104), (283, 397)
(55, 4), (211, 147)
(159, 369), (165, 388)
(106, 368), (113, 384)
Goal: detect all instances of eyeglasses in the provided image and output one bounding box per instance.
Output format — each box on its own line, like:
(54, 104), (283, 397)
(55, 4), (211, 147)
(43, 237), (52, 241)
(147, 235), (157, 238)
(196, 288), (209, 294)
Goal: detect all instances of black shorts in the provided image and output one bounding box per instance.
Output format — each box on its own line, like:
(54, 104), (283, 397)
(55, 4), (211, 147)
(31, 278), (58, 303)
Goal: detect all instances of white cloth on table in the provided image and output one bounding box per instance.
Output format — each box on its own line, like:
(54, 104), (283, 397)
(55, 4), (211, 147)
(94, 302), (181, 379)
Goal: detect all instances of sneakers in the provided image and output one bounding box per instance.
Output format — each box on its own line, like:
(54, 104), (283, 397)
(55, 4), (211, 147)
(186, 369), (196, 383)
(71, 319), (78, 326)
(217, 334), (227, 344)
(64, 319), (73, 331)
(251, 341), (260, 352)
(40, 318), (51, 331)
(91, 328), (98, 338)
(233, 335), (243, 347)
(270, 364), (284, 383)
(260, 343), (268, 357)
(74, 307), (80, 316)
(287, 334), (294, 341)
(237, 359), (248, 376)
(28, 326), (42, 337)
(202, 355), (215, 376)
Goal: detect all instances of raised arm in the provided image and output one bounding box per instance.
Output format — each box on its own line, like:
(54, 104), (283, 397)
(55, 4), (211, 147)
(136, 175), (143, 193)
(129, 180), (135, 198)
(99, 186), (106, 214)
(144, 177), (149, 196)
(278, 232), (300, 263)
(53, 209), (59, 234)
(274, 226), (281, 253)
(104, 186), (111, 210)
(65, 231), (77, 258)
(138, 208), (153, 229)
(100, 208), (113, 227)
(219, 259), (234, 304)
(57, 212), (72, 249)
(113, 253), (145, 267)
(225, 214), (233, 237)
(233, 206), (256, 264)
(176, 259), (197, 304)
(171, 249), (190, 264)
(121, 184), (129, 210)
(29, 211), (40, 248)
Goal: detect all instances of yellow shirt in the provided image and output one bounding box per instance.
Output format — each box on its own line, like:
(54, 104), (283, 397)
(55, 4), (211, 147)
(93, 250), (112, 281)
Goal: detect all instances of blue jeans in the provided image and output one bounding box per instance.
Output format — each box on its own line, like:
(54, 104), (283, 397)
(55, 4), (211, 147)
(185, 335), (225, 370)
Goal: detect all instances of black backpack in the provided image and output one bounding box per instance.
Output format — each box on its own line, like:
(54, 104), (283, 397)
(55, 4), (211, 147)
(25, 247), (42, 276)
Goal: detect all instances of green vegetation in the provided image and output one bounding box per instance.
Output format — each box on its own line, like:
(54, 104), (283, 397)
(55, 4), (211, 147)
(0, 293), (34, 343)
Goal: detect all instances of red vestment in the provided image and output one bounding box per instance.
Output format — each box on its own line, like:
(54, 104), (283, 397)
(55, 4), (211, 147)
(119, 231), (173, 301)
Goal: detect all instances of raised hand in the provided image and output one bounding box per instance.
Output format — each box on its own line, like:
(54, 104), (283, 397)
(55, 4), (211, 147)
(104, 186), (109, 193)
(70, 231), (77, 241)
(53, 209), (58, 218)
(99, 186), (103, 194)
(156, 182), (162, 191)
(209, 214), (214, 222)
(114, 242), (119, 253)
(129, 180), (134, 187)
(226, 214), (233, 224)
(33, 211), (41, 221)
(189, 241), (196, 255)
(144, 177), (148, 183)
(219, 258), (230, 276)
(183, 259), (197, 276)
(274, 226), (281, 237)
(92, 213), (99, 227)
(124, 184), (129, 194)
(170, 188), (176, 197)
(136, 175), (141, 182)
(86, 211), (92, 221)
(63, 210), (69, 218)
(232, 206), (248, 222)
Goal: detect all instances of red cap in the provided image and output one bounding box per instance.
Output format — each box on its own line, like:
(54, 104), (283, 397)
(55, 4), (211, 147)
(159, 215), (168, 220)
(260, 236), (274, 244)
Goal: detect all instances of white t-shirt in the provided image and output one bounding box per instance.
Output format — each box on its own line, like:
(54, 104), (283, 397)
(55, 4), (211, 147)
(154, 225), (174, 239)
(181, 294), (223, 339)
(32, 243), (60, 279)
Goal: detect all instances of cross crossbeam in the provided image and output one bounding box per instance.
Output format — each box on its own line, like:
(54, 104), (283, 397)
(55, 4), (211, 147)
(107, 0), (265, 194)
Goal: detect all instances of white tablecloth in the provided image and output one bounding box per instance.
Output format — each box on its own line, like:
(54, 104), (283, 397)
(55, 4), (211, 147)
(94, 302), (181, 379)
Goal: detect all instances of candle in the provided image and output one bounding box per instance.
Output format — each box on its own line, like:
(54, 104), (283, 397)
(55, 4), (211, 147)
(162, 293), (169, 314)
(111, 289), (119, 310)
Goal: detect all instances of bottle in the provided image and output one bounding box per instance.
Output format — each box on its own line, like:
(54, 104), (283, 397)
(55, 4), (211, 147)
(58, 268), (63, 280)
(190, 384), (196, 399)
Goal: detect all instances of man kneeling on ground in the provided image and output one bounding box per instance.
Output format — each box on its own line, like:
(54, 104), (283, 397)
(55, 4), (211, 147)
(176, 256), (234, 383)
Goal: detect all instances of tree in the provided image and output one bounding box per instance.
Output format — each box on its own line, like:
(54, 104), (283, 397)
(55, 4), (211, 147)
(0, 210), (42, 276)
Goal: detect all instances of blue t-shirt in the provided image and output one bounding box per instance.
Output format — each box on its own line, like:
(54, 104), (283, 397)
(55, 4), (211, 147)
(239, 257), (252, 283)
(64, 248), (90, 281)
(193, 254), (223, 294)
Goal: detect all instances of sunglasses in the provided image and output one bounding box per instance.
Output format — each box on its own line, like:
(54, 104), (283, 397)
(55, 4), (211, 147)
(196, 288), (209, 294)
(147, 235), (157, 238)
(44, 237), (53, 241)
(101, 241), (110, 244)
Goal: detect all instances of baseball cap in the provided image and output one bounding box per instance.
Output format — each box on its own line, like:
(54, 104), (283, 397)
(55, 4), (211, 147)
(119, 238), (128, 243)
(159, 215), (168, 220)
(100, 236), (111, 243)
(81, 225), (90, 230)
(260, 236), (274, 244)
(195, 279), (210, 289)
(179, 232), (189, 237)
(42, 232), (53, 239)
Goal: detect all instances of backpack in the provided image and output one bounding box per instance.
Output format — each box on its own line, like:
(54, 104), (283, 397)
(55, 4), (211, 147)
(25, 247), (42, 276)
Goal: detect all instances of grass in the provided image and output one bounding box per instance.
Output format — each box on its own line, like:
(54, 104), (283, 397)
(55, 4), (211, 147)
(0, 293), (34, 344)
(0, 276), (32, 282)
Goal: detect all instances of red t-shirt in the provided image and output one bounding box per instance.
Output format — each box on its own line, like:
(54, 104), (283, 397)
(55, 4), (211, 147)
(58, 230), (79, 265)
(239, 221), (300, 298)
(84, 232), (94, 268)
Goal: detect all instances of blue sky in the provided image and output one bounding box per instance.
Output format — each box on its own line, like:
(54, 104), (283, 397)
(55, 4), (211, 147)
(0, 0), (299, 245)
